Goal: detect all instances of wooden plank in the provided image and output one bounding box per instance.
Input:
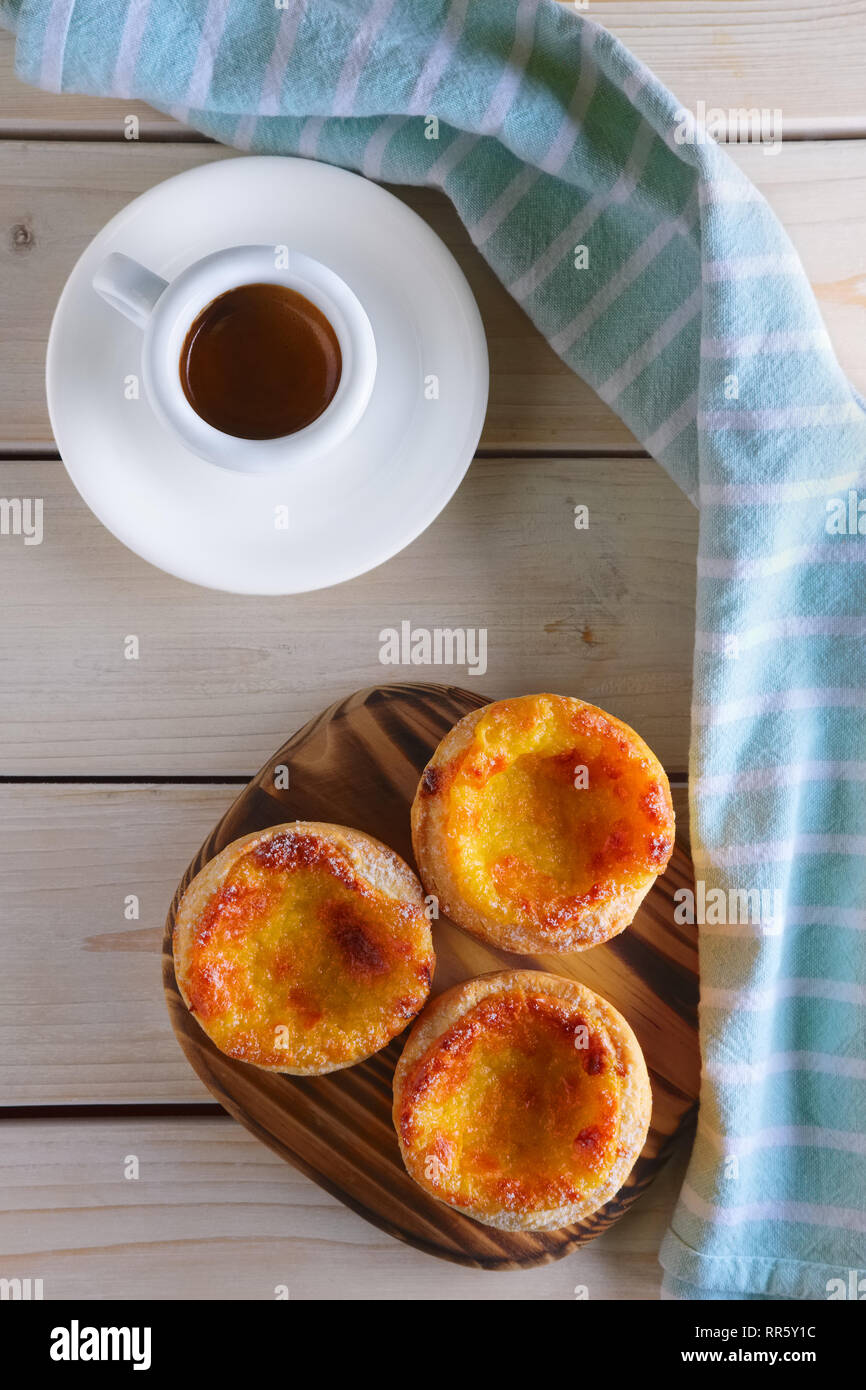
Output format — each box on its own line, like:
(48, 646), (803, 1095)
(1, 3), (864, 133)
(0, 460), (697, 776)
(0, 1114), (691, 1298)
(0, 782), (688, 1105)
(0, 785), (231, 1103)
(2, 141), (866, 453)
(593, 0), (866, 132)
(0, 141), (625, 453)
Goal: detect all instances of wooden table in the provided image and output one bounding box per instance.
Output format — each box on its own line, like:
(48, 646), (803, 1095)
(1, 2), (864, 1301)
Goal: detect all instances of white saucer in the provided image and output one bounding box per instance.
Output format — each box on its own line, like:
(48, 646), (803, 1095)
(47, 156), (489, 595)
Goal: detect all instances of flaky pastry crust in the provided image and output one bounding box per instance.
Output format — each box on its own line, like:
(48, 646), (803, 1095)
(393, 969), (652, 1231)
(174, 821), (434, 1075)
(411, 693), (674, 953)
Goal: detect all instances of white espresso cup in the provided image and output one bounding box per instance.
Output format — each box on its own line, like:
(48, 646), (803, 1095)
(92, 244), (377, 473)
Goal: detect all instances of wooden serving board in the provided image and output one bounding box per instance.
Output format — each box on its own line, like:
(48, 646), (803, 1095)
(163, 683), (699, 1270)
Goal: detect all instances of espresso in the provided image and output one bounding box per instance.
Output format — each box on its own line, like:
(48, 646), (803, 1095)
(179, 282), (342, 440)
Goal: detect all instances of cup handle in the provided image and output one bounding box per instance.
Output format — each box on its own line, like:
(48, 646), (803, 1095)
(92, 252), (169, 330)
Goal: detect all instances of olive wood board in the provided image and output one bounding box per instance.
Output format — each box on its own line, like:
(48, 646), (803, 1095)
(163, 683), (698, 1270)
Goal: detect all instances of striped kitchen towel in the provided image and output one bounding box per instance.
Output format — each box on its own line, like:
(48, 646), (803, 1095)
(3, 0), (865, 1301)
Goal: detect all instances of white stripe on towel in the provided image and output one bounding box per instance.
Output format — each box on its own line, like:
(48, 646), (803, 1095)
(645, 391), (699, 458)
(700, 469), (866, 505)
(185, 0), (232, 110)
(702, 253), (802, 282)
(471, 24), (600, 245)
(363, 114), (407, 179)
(701, 329), (833, 359)
(407, 0), (471, 116)
(257, 0), (307, 119)
(478, 0), (537, 136)
(429, 0), (539, 196)
(112, 0), (152, 97)
(549, 200), (698, 354)
(235, 1), (308, 147)
(511, 121), (656, 301)
(427, 129), (477, 186)
(702, 979), (866, 1010)
(539, 22), (600, 173)
(707, 1052), (866, 1084)
(470, 164), (538, 244)
(699, 1122), (866, 1158)
(696, 617), (866, 654)
(333, 0), (399, 116)
(298, 115), (325, 158)
(597, 287), (702, 403)
(40, 0), (77, 92)
(700, 402), (862, 431)
(699, 179), (764, 205)
(693, 759), (866, 794)
(680, 1182), (866, 1233)
(693, 686), (866, 726)
(701, 905), (866, 936)
(693, 835), (866, 868)
(698, 542), (866, 579)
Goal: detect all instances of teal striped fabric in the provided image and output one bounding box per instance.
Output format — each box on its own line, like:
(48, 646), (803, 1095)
(4, 0), (865, 1301)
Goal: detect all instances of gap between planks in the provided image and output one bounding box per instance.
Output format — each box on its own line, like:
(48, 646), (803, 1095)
(2, 124), (866, 144)
(0, 1102), (226, 1118)
(0, 446), (655, 462)
(0, 772), (690, 787)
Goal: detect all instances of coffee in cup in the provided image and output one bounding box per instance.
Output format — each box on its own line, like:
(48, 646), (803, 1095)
(179, 283), (342, 440)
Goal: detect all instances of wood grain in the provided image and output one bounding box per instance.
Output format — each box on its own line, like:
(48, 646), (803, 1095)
(0, 459), (697, 776)
(2, 141), (865, 452)
(1, 4), (865, 132)
(0, 141), (623, 453)
(592, 1), (866, 133)
(0, 780), (688, 1106)
(163, 684), (699, 1268)
(0, 1114), (692, 1298)
(0, 783), (232, 1104)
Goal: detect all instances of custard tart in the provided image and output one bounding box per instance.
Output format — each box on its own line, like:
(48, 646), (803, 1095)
(393, 970), (652, 1231)
(173, 821), (434, 1074)
(411, 693), (674, 953)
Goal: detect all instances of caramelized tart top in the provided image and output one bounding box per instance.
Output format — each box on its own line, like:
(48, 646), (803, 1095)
(174, 823), (434, 1073)
(395, 973), (646, 1220)
(413, 694), (674, 943)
